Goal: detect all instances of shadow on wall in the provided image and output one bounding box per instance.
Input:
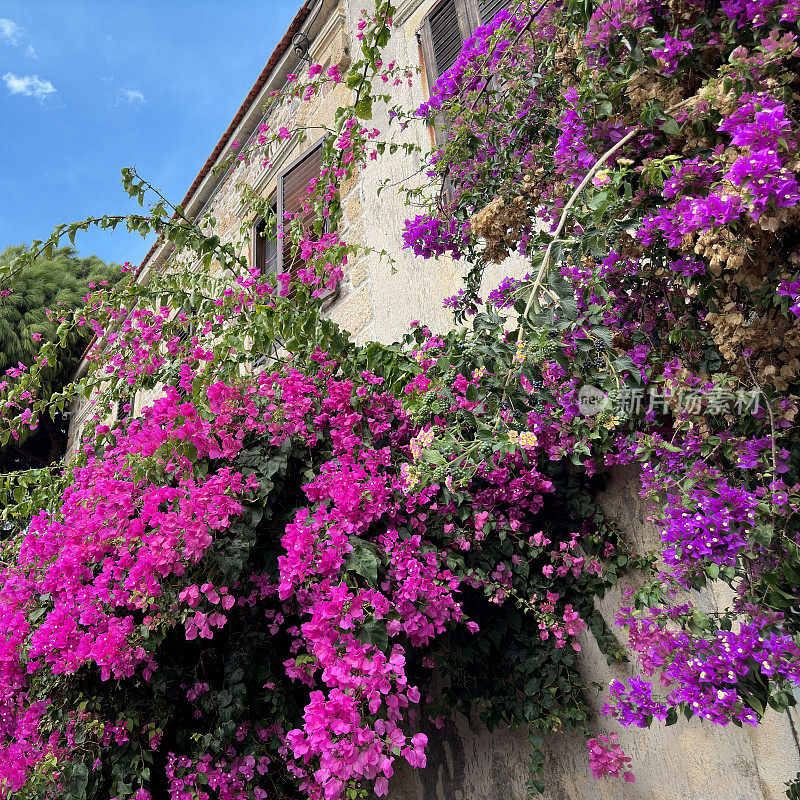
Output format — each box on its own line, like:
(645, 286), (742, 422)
(386, 465), (800, 800)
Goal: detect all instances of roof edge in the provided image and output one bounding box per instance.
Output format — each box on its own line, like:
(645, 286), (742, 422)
(135, 0), (317, 278)
(71, 0), (318, 383)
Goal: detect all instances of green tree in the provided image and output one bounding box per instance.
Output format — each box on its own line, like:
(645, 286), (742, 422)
(0, 244), (121, 468)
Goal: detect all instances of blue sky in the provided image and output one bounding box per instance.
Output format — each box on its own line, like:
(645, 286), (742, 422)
(0, 1), (302, 266)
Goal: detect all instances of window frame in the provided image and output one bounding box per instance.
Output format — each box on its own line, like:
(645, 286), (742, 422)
(418, 0), (511, 91)
(418, 0), (511, 202)
(418, 0), (476, 93)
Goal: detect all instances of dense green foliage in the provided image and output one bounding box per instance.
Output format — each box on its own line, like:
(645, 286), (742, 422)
(0, 245), (120, 467)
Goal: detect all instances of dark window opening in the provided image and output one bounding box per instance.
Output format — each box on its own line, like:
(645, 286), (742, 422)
(253, 202), (279, 276)
(117, 396), (132, 421)
(419, 0), (512, 94)
(419, 0), (511, 197)
(478, 0), (507, 24)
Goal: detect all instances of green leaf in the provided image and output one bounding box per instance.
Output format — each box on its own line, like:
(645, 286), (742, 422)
(661, 117), (681, 137)
(356, 618), (388, 651)
(346, 540), (379, 583)
(690, 610), (710, 634)
(63, 762), (89, 800)
(354, 96), (373, 120)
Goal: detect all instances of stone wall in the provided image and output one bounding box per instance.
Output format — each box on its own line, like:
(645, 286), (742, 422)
(188, 0), (524, 346)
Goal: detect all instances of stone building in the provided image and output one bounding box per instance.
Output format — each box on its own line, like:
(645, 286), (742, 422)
(66, 0), (800, 797)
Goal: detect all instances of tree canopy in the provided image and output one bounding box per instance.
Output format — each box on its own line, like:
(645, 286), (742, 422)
(0, 244), (121, 467)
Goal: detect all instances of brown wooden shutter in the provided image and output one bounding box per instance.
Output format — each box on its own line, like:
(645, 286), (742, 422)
(420, 0), (512, 86)
(477, 0), (508, 24)
(277, 142), (324, 275)
(420, 0), (477, 153)
(420, 0), (508, 198)
(419, 0), (476, 89)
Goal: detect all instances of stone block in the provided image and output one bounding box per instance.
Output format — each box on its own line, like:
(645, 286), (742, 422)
(332, 286), (372, 336)
(345, 191), (363, 223)
(350, 259), (368, 287)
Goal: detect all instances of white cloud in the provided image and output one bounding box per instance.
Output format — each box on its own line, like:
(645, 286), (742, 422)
(3, 72), (56, 100)
(0, 19), (35, 57)
(0, 18), (23, 46)
(120, 88), (145, 104)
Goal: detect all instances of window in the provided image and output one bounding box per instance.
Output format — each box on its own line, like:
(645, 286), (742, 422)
(419, 0), (511, 199)
(419, 0), (509, 89)
(277, 141), (324, 276)
(253, 203), (278, 276)
(419, 0), (473, 89)
(116, 398), (130, 421)
(116, 391), (135, 421)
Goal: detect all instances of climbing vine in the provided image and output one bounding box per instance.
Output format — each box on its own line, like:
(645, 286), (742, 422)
(0, 0), (798, 798)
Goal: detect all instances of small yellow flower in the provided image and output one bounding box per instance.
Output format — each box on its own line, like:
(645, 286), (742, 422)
(409, 428), (435, 459)
(507, 429), (520, 445)
(519, 431), (537, 449)
(400, 462), (419, 492)
(472, 366), (487, 380)
(592, 168), (612, 187)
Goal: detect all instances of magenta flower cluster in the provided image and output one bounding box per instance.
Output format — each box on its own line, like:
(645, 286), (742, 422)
(0, 385), (259, 793)
(401, 215), (468, 260)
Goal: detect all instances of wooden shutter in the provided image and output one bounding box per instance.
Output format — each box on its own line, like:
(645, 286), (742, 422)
(477, 0), (507, 24)
(420, 0), (476, 153)
(116, 398), (131, 420)
(277, 142), (324, 275)
(419, 0), (476, 89)
(420, 0), (509, 195)
(420, 0), (511, 87)
(253, 209), (278, 275)
(476, 0), (511, 95)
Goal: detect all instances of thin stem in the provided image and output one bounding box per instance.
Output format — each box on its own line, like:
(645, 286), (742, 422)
(522, 96), (694, 319)
(745, 358), (778, 533)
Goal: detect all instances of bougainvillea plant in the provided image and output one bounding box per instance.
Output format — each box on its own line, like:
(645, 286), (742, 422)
(0, 0), (798, 797)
